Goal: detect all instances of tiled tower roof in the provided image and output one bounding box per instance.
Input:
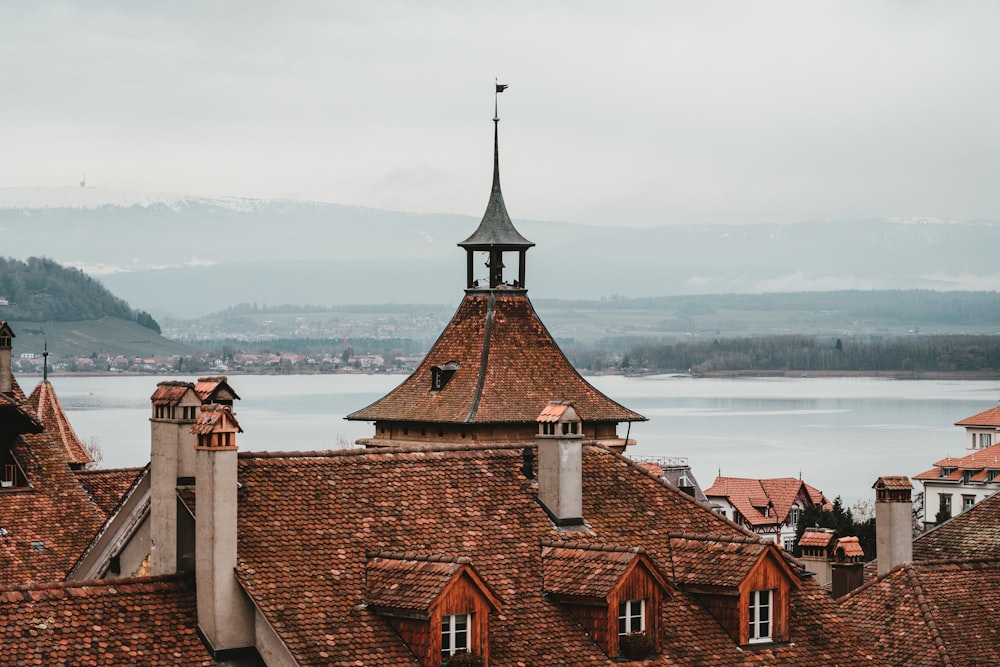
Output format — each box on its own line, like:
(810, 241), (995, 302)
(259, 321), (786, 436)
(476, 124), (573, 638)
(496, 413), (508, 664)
(27, 381), (92, 467)
(347, 292), (645, 425)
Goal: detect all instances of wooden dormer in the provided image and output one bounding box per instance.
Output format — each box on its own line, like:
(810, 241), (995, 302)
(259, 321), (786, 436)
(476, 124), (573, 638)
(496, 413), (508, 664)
(668, 535), (800, 646)
(365, 552), (502, 667)
(541, 542), (671, 660)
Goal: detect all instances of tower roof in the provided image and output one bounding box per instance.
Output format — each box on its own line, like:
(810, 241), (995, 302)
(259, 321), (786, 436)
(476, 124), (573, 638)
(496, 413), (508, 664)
(347, 292), (645, 425)
(26, 381), (92, 466)
(458, 114), (533, 252)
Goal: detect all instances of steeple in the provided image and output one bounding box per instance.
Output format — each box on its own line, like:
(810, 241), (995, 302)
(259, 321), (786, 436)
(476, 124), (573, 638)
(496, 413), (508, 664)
(458, 82), (534, 291)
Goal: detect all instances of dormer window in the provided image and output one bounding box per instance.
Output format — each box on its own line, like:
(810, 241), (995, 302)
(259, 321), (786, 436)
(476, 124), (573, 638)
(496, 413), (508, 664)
(0, 440), (28, 489)
(431, 362), (459, 392)
(748, 589), (773, 643)
(618, 599), (645, 635)
(442, 614), (470, 660)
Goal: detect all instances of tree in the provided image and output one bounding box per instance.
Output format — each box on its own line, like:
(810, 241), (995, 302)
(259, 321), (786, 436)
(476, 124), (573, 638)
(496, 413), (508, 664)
(793, 496), (876, 560)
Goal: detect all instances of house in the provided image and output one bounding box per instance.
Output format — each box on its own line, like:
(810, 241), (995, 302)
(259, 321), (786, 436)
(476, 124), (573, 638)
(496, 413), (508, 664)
(912, 404), (1000, 529)
(704, 476), (832, 550)
(837, 475), (1000, 666)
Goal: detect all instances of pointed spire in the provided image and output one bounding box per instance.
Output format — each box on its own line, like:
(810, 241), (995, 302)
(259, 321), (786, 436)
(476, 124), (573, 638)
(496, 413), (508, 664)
(43, 340), (48, 383)
(459, 82), (534, 290)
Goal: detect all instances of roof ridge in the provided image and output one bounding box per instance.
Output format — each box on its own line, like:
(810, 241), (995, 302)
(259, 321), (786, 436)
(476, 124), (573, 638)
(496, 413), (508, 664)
(366, 550), (472, 565)
(465, 290), (495, 422)
(668, 532), (765, 545)
(540, 539), (643, 554)
(0, 573), (189, 596)
(903, 565), (954, 667)
(73, 465), (147, 475)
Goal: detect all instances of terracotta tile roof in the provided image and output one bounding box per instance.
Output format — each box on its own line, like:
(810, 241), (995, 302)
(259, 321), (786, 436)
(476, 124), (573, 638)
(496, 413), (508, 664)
(74, 466), (145, 519)
(668, 534), (773, 589)
(873, 475), (912, 491)
(955, 404), (1000, 426)
(913, 486), (1000, 561)
(26, 380), (92, 465)
(799, 528), (837, 548)
(150, 380), (196, 405)
(365, 552), (500, 617)
(191, 403), (242, 436)
(0, 575), (217, 665)
(229, 444), (873, 665)
(541, 542), (652, 600)
(913, 443), (1000, 482)
(705, 476), (830, 527)
(834, 536), (864, 559)
(346, 294), (646, 426)
(0, 423), (106, 585)
(839, 558), (1000, 667)
(194, 375), (240, 403)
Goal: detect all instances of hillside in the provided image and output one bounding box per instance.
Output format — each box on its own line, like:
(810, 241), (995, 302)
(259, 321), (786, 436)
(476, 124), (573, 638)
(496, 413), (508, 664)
(2, 188), (999, 319)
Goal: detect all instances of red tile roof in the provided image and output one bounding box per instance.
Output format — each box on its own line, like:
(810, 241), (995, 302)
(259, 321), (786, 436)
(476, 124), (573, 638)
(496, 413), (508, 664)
(541, 542), (661, 600)
(955, 404), (1000, 427)
(913, 486), (1000, 561)
(799, 528), (837, 548)
(227, 444), (873, 665)
(150, 381), (196, 405)
(0, 575), (217, 665)
(194, 376), (241, 403)
(705, 476), (830, 527)
(347, 294), (645, 426)
(74, 467), (145, 520)
(913, 443), (1000, 481)
(839, 558), (1000, 667)
(26, 380), (92, 465)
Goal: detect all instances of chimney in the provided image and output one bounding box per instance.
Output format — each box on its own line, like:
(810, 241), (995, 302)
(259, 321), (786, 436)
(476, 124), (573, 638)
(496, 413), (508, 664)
(0, 322), (14, 394)
(193, 404), (255, 653)
(149, 381), (201, 576)
(536, 401), (584, 527)
(873, 476), (913, 577)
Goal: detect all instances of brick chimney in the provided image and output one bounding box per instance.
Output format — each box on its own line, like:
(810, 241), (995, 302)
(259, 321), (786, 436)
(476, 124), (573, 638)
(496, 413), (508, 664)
(149, 381), (201, 576)
(873, 476), (913, 577)
(193, 404), (255, 653)
(0, 322), (14, 394)
(536, 401), (584, 527)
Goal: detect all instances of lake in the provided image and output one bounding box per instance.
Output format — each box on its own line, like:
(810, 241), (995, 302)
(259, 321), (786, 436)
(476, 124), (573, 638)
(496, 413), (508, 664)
(32, 373), (1000, 510)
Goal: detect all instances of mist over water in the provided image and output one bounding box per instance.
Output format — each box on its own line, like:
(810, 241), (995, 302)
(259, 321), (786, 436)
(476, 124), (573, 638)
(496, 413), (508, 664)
(39, 373), (999, 509)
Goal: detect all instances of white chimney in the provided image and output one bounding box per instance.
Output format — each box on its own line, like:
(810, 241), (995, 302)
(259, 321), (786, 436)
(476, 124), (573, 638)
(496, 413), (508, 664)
(193, 404), (255, 652)
(874, 476), (913, 577)
(536, 401), (584, 527)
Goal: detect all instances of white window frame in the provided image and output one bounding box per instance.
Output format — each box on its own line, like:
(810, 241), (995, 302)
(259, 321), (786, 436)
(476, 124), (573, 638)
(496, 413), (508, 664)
(618, 598), (646, 636)
(748, 589), (774, 644)
(441, 613), (470, 658)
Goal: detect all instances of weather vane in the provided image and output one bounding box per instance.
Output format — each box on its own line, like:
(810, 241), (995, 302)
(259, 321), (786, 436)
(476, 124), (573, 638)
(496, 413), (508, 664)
(495, 79), (508, 121)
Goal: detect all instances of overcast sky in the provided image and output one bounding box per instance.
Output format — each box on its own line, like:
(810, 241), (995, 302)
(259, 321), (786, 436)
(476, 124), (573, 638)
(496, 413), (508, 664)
(3, 2), (998, 227)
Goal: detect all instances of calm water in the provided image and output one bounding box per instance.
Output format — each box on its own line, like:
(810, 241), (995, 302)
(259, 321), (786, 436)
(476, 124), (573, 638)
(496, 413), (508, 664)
(30, 373), (1000, 508)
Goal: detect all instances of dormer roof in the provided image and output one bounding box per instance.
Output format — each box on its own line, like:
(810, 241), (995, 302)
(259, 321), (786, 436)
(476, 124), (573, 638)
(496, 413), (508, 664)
(540, 541), (670, 602)
(191, 404), (242, 437)
(194, 376), (240, 404)
(365, 552), (501, 618)
(668, 534), (800, 592)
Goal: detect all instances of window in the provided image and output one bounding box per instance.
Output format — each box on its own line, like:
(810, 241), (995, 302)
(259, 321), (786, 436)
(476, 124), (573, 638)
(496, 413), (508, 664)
(978, 433), (993, 448)
(441, 613), (470, 658)
(789, 506), (801, 527)
(988, 470), (999, 483)
(963, 494), (976, 512)
(618, 599), (645, 636)
(783, 538), (794, 552)
(748, 590), (773, 643)
(939, 494), (952, 518)
(962, 470), (973, 484)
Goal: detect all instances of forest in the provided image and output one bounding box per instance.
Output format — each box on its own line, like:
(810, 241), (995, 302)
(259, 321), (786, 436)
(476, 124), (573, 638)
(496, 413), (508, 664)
(568, 334), (1000, 375)
(0, 256), (160, 332)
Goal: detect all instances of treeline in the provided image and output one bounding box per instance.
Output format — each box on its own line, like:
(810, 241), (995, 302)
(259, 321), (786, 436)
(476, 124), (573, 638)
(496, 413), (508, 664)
(0, 257), (161, 333)
(537, 290), (1000, 326)
(578, 334), (1000, 373)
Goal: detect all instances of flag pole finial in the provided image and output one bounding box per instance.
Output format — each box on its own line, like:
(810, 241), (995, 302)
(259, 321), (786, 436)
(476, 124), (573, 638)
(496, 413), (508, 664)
(494, 79), (508, 122)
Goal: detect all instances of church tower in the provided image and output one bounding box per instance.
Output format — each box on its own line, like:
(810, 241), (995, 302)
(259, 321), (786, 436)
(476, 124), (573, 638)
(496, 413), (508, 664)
(347, 87), (645, 448)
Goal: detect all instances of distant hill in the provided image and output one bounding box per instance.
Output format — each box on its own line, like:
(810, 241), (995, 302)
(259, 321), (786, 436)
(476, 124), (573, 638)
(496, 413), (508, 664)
(0, 255), (196, 358)
(3, 187), (1000, 319)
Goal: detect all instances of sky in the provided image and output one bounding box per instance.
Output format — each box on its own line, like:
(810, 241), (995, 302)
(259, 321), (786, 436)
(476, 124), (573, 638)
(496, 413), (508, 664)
(3, 1), (999, 227)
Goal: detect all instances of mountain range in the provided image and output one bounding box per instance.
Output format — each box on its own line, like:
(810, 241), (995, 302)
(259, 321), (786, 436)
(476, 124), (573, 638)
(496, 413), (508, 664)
(2, 187), (998, 319)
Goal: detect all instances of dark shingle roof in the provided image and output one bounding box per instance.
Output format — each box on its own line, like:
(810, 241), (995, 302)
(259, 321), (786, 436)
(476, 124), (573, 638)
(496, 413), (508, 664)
(347, 294), (645, 425)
